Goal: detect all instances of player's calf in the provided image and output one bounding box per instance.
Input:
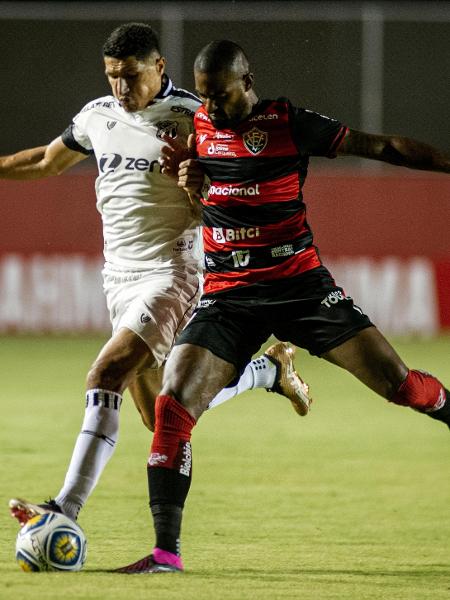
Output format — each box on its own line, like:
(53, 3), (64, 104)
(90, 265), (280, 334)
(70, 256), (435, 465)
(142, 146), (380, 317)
(391, 369), (450, 427)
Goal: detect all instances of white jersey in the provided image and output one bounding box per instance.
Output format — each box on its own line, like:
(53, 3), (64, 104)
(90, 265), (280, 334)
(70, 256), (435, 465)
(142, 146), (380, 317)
(62, 76), (202, 270)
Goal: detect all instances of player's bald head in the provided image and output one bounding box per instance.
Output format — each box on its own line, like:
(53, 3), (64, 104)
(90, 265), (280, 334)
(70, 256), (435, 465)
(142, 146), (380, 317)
(194, 40), (250, 77)
(193, 40), (256, 129)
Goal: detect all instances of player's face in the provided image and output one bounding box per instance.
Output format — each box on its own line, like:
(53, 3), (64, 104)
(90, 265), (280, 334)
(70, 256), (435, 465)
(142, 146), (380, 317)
(104, 54), (165, 112)
(195, 69), (254, 129)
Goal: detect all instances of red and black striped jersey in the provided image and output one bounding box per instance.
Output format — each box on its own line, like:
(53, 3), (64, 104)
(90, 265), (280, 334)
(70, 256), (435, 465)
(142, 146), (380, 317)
(194, 98), (348, 295)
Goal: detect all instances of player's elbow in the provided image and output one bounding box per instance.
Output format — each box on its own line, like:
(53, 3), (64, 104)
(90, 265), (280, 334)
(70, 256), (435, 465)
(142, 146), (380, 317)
(379, 137), (409, 167)
(40, 160), (65, 177)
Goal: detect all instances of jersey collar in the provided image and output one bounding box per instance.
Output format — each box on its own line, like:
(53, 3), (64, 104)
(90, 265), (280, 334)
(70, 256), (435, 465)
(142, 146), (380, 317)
(155, 74), (173, 99)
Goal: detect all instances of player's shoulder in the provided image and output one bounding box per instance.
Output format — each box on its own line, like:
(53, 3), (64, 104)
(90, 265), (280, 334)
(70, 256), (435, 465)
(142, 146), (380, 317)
(165, 87), (201, 117)
(77, 95), (120, 115)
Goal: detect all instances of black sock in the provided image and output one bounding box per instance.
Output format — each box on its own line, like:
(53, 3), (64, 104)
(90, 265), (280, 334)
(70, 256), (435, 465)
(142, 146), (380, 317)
(147, 466), (192, 555)
(151, 504), (183, 556)
(427, 388), (450, 428)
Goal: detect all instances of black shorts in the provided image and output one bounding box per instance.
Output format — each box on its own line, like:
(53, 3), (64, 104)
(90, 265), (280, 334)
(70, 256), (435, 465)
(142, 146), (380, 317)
(175, 266), (373, 375)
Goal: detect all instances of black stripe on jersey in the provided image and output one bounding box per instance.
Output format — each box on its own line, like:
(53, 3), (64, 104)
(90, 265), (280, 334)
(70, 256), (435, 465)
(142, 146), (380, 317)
(61, 125), (93, 156)
(198, 155), (308, 185)
(172, 88), (201, 104)
(204, 231), (313, 273)
(156, 74), (173, 98)
(203, 200), (304, 228)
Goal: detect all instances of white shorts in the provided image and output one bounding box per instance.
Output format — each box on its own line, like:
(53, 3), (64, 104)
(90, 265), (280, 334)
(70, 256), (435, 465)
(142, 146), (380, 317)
(103, 262), (203, 368)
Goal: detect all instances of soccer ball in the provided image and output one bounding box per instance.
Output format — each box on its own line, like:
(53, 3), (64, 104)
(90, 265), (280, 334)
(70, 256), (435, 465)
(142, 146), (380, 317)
(15, 512), (87, 572)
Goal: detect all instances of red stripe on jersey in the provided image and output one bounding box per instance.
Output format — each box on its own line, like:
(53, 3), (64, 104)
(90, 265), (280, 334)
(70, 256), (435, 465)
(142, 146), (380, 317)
(204, 247), (321, 294)
(204, 172), (300, 207)
(203, 211), (308, 251)
(195, 101), (298, 159)
(327, 126), (349, 157)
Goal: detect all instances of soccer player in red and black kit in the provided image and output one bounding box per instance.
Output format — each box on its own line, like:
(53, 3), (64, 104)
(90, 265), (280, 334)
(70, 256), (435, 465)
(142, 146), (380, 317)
(117, 40), (450, 573)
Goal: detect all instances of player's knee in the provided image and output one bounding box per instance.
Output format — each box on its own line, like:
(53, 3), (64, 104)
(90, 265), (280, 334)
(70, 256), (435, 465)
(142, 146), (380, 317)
(86, 358), (127, 392)
(139, 410), (155, 432)
(375, 361), (408, 400)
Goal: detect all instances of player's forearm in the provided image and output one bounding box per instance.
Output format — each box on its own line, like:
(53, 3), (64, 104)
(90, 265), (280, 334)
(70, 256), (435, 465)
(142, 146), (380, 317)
(0, 146), (54, 179)
(382, 136), (450, 173)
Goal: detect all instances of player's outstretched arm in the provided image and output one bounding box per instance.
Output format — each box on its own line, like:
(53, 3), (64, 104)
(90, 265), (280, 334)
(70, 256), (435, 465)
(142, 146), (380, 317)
(338, 128), (450, 173)
(0, 137), (87, 180)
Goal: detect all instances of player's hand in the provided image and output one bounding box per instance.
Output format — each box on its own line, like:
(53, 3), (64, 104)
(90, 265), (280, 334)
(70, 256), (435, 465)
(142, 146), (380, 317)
(159, 132), (193, 178)
(176, 134), (205, 219)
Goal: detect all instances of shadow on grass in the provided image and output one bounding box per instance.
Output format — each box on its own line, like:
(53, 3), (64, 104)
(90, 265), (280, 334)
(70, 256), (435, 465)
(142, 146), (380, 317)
(82, 565), (450, 578)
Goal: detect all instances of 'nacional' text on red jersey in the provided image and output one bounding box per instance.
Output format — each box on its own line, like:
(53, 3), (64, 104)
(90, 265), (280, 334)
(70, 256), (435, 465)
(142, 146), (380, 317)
(194, 98), (348, 295)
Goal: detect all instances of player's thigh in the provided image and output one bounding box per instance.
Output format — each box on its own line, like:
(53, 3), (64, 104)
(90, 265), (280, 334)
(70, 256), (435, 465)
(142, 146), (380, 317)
(164, 301), (271, 414)
(175, 300), (271, 378)
(321, 326), (408, 399)
(128, 365), (164, 431)
(104, 264), (202, 368)
(272, 268), (373, 356)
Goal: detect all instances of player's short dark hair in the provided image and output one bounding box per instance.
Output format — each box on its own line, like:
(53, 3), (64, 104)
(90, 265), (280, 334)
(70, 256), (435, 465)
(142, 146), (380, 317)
(194, 40), (249, 75)
(103, 23), (160, 60)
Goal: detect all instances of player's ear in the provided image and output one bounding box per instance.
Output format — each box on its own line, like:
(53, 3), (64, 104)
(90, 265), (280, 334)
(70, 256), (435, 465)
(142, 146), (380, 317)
(156, 56), (166, 75)
(243, 72), (254, 91)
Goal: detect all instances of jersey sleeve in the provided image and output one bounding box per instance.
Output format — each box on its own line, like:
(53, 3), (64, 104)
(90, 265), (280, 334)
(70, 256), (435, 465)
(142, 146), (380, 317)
(61, 124), (93, 155)
(60, 103), (95, 155)
(290, 103), (348, 158)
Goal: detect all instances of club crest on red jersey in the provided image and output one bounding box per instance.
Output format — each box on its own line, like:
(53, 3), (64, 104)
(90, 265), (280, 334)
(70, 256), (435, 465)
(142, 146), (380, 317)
(243, 127), (268, 155)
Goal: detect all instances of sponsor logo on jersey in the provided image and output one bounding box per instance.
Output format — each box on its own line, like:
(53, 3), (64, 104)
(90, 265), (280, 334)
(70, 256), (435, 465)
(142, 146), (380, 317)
(171, 105), (195, 117)
(199, 298), (216, 308)
(197, 111), (210, 121)
(98, 153), (161, 173)
(156, 120), (179, 140)
(208, 183), (260, 197)
(205, 256), (216, 268)
(198, 134), (208, 144)
(81, 100), (116, 113)
(214, 131), (234, 139)
(243, 127), (268, 155)
(271, 244), (294, 258)
(173, 238), (194, 253)
(321, 290), (351, 308)
(206, 142), (237, 157)
(140, 313), (151, 324)
(249, 113), (279, 121)
(212, 227), (260, 243)
(99, 153), (122, 172)
(107, 121), (117, 130)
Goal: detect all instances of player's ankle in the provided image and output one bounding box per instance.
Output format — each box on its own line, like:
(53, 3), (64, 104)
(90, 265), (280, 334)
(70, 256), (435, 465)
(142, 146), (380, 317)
(426, 388), (450, 427)
(152, 547), (183, 569)
(249, 355), (276, 388)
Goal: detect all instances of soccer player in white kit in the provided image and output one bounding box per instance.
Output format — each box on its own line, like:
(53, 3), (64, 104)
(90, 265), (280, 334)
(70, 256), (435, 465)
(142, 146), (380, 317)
(3, 23), (310, 529)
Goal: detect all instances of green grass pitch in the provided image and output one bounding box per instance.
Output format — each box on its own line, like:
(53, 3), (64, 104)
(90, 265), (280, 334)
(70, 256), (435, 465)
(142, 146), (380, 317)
(0, 335), (449, 600)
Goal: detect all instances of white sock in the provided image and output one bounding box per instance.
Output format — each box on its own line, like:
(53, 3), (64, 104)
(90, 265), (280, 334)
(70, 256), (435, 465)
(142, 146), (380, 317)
(55, 389), (122, 520)
(208, 355), (276, 409)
